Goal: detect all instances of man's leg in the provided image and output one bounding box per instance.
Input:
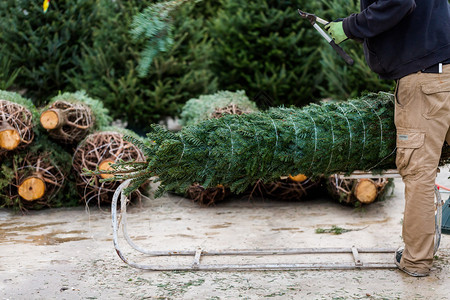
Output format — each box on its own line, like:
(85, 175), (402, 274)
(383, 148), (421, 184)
(395, 66), (450, 274)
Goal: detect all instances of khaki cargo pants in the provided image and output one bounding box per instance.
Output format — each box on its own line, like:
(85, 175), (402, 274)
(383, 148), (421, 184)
(395, 64), (450, 274)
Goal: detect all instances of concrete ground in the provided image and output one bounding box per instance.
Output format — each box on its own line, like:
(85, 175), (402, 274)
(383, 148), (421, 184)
(1, 167), (449, 300)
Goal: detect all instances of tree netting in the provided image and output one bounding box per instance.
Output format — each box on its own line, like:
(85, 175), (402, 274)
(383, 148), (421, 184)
(72, 128), (147, 206)
(180, 90), (259, 126)
(0, 136), (75, 211)
(40, 91), (111, 144)
(117, 92), (407, 196)
(0, 91), (37, 158)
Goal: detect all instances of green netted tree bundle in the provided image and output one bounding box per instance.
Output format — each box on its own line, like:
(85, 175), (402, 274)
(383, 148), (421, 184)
(180, 90), (259, 126)
(40, 91), (111, 144)
(0, 90), (38, 157)
(0, 135), (77, 211)
(116, 92), (401, 196)
(73, 127), (148, 206)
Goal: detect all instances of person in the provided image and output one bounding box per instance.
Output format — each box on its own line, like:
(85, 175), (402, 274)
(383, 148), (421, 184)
(325, 0), (450, 277)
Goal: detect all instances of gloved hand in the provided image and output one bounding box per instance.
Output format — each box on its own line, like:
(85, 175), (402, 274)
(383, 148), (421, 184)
(324, 20), (348, 44)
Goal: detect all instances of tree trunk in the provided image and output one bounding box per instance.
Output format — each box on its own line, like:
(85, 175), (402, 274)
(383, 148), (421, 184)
(327, 176), (391, 206)
(0, 126), (21, 150)
(18, 174), (46, 201)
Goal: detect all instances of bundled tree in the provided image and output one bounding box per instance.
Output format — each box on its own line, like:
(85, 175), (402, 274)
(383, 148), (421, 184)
(179, 90), (323, 205)
(180, 90), (259, 126)
(115, 92), (403, 197)
(72, 127), (148, 206)
(40, 91), (111, 145)
(0, 136), (76, 211)
(0, 90), (37, 157)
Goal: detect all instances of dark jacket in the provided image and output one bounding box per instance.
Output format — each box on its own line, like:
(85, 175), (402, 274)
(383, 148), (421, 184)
(343, 0), (450, 80)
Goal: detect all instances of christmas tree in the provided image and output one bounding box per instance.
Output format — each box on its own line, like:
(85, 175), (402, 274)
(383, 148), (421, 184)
(180, 90), (259, 126)
(115, 92), (404, 196)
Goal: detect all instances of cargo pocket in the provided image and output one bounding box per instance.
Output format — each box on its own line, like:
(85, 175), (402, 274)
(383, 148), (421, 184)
(421, 80), (450, 119)
(396, 129), (426, 177)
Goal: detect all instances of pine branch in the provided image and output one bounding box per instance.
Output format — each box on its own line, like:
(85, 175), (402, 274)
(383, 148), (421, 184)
(130, 0), (196, 77)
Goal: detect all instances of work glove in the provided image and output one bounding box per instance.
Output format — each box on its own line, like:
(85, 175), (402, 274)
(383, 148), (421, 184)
(324, 20), (348, 45)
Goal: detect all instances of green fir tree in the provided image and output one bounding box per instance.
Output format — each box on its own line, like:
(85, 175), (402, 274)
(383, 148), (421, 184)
(116, 92), (404, 197)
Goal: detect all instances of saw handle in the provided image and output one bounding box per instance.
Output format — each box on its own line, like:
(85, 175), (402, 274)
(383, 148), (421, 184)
(329, 40), (354, 65)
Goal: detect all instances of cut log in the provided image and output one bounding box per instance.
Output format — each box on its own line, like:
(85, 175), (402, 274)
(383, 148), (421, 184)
(18, 176), (46, 201)
(40, 109), (65, 130)
(0, 99), (34, 156)
(98, 159), (115, 179)
(327, 175), (390, 206)
(354, 179), (378, 204)
(0, 127), (21, 150)
(288, 174), (308, 183)
(40, 100), (95, 144)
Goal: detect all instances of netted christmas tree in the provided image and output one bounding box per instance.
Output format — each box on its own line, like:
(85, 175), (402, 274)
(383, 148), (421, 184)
(113, 92), (409, 197)
(0, 136), (76, 212)
(40, 91), (111, 145)
(0, 90), (38, 158)
(72, 127), (148, 206)
(180, 90), (259, 127)
(178, 90), (324, 205)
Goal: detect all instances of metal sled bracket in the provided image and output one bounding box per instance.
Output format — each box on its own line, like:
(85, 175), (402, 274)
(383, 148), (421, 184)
(112, 180), (399, 271)
(337, 169), (402, 179)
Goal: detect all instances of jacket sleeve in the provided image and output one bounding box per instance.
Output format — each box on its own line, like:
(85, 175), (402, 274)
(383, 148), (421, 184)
(342, 0), (416, 39)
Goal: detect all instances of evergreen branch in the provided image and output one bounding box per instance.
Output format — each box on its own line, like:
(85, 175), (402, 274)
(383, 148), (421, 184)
(130, 0), (195, 77)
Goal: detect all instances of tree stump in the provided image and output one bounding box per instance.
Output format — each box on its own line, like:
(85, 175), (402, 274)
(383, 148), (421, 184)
(327, 175), (391, 206)
(18, 175), (46, 201)
(0, 100), (34, 156)
(0, 126), (21, 151)
(72, 131), (147, 206)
